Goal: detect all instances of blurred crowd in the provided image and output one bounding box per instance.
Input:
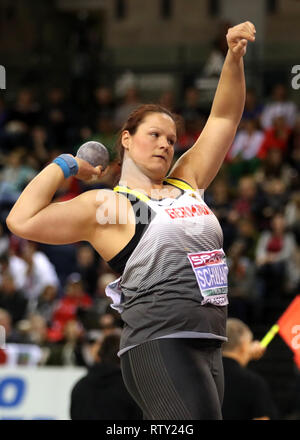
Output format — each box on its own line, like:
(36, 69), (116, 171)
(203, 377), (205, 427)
(0, 79), (300, 367)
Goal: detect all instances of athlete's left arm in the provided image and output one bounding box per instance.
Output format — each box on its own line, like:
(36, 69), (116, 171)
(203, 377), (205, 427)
(169, 22), (256, 190)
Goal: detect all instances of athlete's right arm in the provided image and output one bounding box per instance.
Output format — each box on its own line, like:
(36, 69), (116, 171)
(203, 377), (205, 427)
(6, 159), (104, 245)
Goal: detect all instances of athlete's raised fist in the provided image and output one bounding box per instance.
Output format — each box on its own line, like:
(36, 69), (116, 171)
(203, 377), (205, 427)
(226, 21), (256, 59)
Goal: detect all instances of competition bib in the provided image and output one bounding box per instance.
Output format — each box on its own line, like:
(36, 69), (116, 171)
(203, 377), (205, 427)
(187, 249), (229, 306)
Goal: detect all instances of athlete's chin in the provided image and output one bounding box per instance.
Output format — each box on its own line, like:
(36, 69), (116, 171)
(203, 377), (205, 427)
(145, 164), (170, 180)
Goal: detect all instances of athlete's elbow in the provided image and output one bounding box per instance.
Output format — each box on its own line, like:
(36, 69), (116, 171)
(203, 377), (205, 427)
(6, 213), (18, 234)
(6, 214), (30, 239)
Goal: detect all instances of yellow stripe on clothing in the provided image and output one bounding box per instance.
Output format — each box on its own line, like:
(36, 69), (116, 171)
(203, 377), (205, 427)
(113, 185), (151, 203)
(114, 178), (195, 203)
(164, 178), (194, 191)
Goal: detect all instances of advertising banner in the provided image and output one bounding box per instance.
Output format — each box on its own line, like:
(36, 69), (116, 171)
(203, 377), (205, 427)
(0, 367), (86, 420)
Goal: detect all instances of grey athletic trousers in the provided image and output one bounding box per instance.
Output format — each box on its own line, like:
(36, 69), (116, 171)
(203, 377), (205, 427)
(120, 338), (224, 420)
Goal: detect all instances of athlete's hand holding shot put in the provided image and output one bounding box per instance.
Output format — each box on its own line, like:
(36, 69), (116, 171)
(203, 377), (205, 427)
(7, 22), (256, 420)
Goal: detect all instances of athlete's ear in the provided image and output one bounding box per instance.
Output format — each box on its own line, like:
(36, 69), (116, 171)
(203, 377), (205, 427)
(122, 130), (131, 151)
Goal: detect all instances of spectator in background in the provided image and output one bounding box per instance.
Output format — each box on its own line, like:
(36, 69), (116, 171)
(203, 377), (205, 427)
(0, 148), (38, 206)
(227, 118), (263, 184)
(1, 119), (30, 153)
(38, 242), (78, 290)
(233, 175), (257, 219)
(232, 175), (265, 230)
(79, 329), (103, 367)
(176, 115), (205, 157)
(12, 313), (56, 365)
(0, 95), (8, 133)
(202, 20), (232, 78)
(0, 273), (28, 325)
(234, 217), (258, 260)
(254, 148), (293, 189)
(26, 313), (49, 346)
(114, 87), (141, 129)
(229, 118), (264, 162)
(19, 240), (60, 314)
(207, 178), (237, 251)
(227, 241), (257, 324)
(258, 115), (292, 160)
(70, 333), (142, 420)
(0, 313), (44, 365)
(241, 88), (264, 128)
(287, 114), (300, 192)
(14, 313), (58, 365)
(0, 251), (26, 293)
(255, 212), (299, 298)
(36, 284), (59, 326)
(80, 273), (118, 331)
(46, 319), (86, 366)
(90, 86), (116, 128)
(0, 222), (9, 256)
(30, 126), (50, 167)
(75, 244), (100, 297)
(177, 87), (208, 121)
(288, 113), (300, 153)
(260, 178), (289, 227)
(98, 312), (120, 338)
(7, 88), (41, 129)
(1, 242), (59, 314)
(260, 83), (298, 130)
(0, 308), (23, 343)
(42, 87), (69, 147)
(158, 90), (176, 113)
(222, 318), (277, 420)
(51, 272), (92, 337)
(285, 191), (300, 247)
(92, 114), (118, 161)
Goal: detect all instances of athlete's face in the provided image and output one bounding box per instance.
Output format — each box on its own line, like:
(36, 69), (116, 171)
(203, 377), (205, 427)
(122, 112), (176, 178)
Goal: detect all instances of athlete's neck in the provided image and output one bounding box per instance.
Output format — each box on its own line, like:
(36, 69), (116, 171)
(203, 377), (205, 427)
(119, 156), (166, 194)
